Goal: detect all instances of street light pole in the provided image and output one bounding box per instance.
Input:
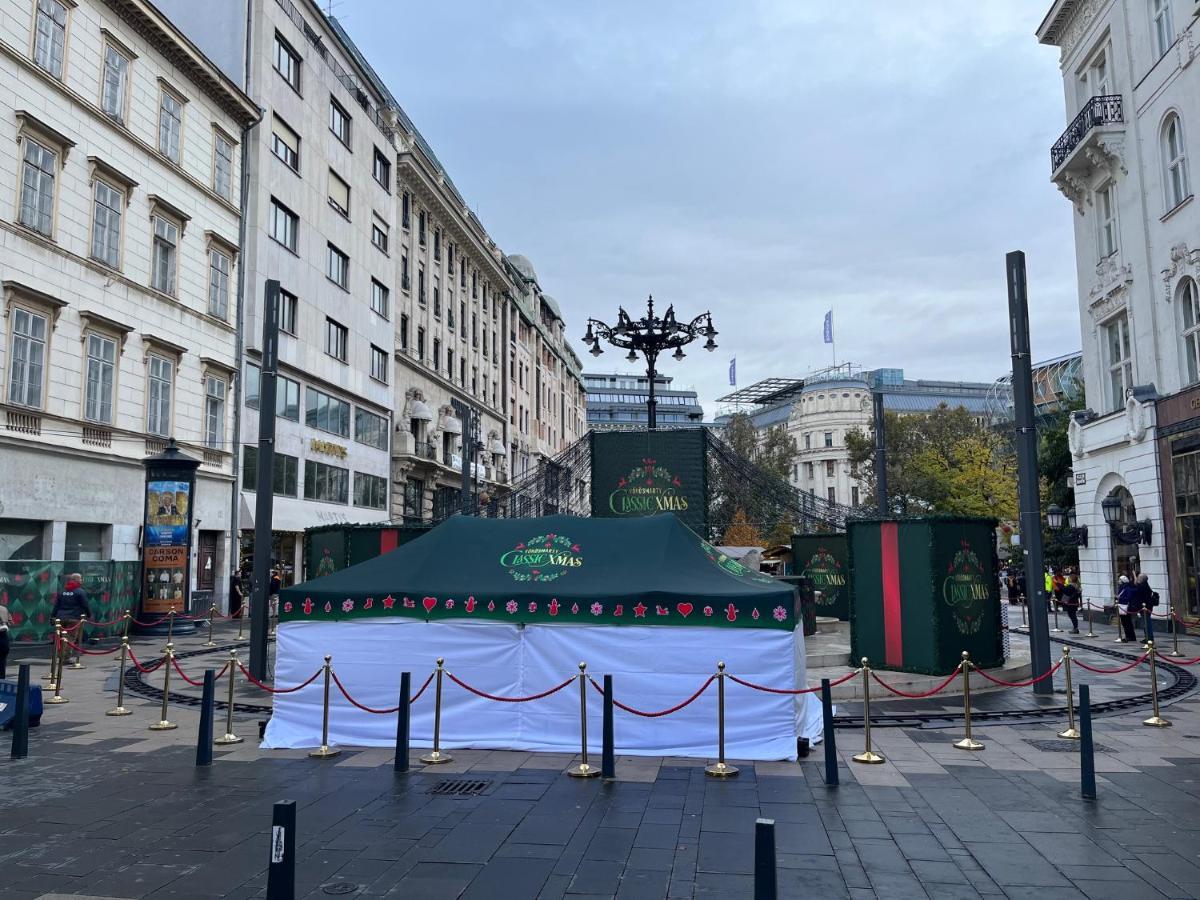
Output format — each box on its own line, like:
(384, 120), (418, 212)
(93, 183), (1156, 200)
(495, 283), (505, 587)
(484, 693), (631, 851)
(583, 296), (716, 432)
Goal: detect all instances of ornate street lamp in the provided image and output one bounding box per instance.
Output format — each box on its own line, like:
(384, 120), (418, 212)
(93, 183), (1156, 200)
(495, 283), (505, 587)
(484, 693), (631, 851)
(583, 295), (716, 430)
(1100, 495), (1153, 545)
(1046, 504), (1088, 547)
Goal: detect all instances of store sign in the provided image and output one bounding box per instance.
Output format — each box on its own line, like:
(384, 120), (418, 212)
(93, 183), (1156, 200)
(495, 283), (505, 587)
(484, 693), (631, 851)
(501, 533), (583, 583)
(606, 458), (690, 515)
(942, 540), (989, 635)
(802, 547), (846, 608)
(590, 430), (707, 533)
(310, 438), (347, 459)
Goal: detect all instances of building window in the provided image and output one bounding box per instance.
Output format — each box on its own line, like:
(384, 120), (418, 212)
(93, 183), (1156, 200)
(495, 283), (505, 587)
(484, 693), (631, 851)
(90, 180), (122, 268)
(354, 472), (388, 509)
(371, 279), (389, 318)
(434, 229), (441, 261)
(371, 219), (388, 253)
(305, 387), (350, 437)
(271, 116), (300, 171)
(401, 191), (410, 228)
(1163, 114), (1190, 211)
(1097, 181), (1118, 258)
(242, 447), (299, 496)
(806, 461), (814, 479)
(325, 317), (347, 361)
(100, 44), (130, 123)
(401, 254), (410, 291)
(824, 431), (833, 448)
(433, 278), (441, 316)
(304, 460), (349, 504)
(418, 210), (426, 245)
(158, 88), (183, 164)
(7, 307), (46, 409)
(1152, 0), (1174, 59)
(326, 243), (349, 289)
(825, 460), (835, 477)
(207, 247), (232, 319)
(278, 288), (298, 335)
(146, 354), (173, 436)
(433, 338), (441, 369)
(400, 314), (409, 350)
(329, 97), (351, 146)
(269, 198), (298, 252)
(827, 487), (836, 503)
(276, 374), (300, 421)
(370, 344), (388, 383)
(355, 408), (388, 449)
(273, 32), (300, 92)
(151, 216), (180, 295)
(852, 486), (860, 506)
(447, 348), (455, 378)
(404, 477), (424, 520)
(327, 169), (350, 217)
(1181, 278), (1200, 385)
(19, 138), (56, 237)
(33, 0), (66, 78)
(418, 267), (426, 305)
(416, 326), (425, 360)
(213, 130), (234, 200)
(372, 148), (390, 189)
(1103, 312), (1132, 412)
(244, 361), (260, 409)
(84, 333), (115, 424)
(204, 375), (225, 449)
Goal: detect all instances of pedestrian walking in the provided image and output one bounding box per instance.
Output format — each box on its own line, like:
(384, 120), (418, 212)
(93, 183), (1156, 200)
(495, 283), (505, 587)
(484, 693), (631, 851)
(229, 570), (245, 619)
(51, 573), (93, 666)
(1132, 573), (1155, 643)
(269, 569), (282, 635)
(1061, 579), (1081, 634)
(1117, 575), (1138, 643)
(0, 601), (11, 679)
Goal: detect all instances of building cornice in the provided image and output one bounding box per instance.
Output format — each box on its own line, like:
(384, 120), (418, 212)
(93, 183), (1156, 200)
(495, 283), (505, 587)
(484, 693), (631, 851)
(1037, 0), (1079, 45)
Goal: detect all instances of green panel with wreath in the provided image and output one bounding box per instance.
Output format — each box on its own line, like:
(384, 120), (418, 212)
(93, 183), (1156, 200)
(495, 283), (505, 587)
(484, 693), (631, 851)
(0, 560), (140, 644)
(792, 534), (849, 621)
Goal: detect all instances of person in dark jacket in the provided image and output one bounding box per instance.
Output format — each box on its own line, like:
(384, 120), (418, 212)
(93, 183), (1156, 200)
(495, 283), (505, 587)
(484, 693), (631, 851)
(1117, 576), (1139, 643)
(1132, 574), (1155, 643)
(1060, 580), (1081, 634)
(52, 573), (92, 665)
(0, 602), (11, 679)
(229, 571), (245, 619)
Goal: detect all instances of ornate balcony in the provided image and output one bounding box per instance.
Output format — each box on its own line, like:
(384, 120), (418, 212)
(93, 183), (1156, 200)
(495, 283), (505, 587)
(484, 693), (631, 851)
(1050, 96), (1126, 210)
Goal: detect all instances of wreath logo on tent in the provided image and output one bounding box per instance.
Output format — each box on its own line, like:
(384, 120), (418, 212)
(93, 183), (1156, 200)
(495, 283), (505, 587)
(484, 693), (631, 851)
(942, 541), (988, 635)
(699, 539), (777, 586)
(500, 533), (584, 583)
(608, 457), (689, 516)
(802, 548), (845, 606)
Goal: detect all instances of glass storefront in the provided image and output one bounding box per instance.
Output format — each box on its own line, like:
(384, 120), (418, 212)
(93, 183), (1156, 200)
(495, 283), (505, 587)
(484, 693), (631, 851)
(1173, 449), (1200, 616)
(238, 530), (299, 586)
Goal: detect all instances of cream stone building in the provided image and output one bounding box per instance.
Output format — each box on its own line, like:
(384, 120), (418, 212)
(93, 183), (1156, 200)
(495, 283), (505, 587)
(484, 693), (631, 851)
(0, 0), (257, 599)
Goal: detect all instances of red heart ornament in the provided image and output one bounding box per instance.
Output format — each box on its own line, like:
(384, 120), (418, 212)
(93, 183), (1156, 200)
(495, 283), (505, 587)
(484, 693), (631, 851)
(677, 603), (693, 618)
(422, 596), (437, 613)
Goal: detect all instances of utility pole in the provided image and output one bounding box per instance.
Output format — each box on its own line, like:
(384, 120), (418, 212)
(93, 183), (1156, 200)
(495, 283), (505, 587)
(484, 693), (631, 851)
(250, 280), (280, 681)
(873, 391), (888, 516)
(1007, 251), (1053, 695)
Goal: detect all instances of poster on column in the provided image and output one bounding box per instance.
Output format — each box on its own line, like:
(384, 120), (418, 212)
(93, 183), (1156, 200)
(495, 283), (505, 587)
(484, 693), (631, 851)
(144, 479), (190, 614)
(589, 430), (707, 534)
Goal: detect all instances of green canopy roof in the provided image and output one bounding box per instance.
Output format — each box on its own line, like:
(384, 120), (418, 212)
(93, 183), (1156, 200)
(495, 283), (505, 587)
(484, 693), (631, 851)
(281, 514), (794, 630)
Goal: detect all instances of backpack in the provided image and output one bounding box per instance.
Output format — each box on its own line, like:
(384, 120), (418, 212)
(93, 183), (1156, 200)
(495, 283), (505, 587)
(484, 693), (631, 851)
(1150, 591), (1160, 607)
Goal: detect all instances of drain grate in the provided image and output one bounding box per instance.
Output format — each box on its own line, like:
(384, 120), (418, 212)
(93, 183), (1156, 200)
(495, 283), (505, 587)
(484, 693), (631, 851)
(1025, 738), (1115, 753)
(320, 882), (359, 895)
(428, 779), (491, 796)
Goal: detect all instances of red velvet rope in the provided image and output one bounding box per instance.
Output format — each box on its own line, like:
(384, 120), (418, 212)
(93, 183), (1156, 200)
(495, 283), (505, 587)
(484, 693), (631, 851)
(1072, 653), (1148, 675)
(588, 674), (716, 718)
(446, 671), (576, 703)
(126, 647), (165, 674)
(330, 670), (401, 714)
(411, 671), (436, 704)
(237, 663), (322, 694)
(727, 667), (860, 695)
(61, 639), (121, 657)
(1158, 653), (1200, 666)
(972, 658), (1063, 688)
(170, 656), (230, 686)
(869, 668), (962, 699)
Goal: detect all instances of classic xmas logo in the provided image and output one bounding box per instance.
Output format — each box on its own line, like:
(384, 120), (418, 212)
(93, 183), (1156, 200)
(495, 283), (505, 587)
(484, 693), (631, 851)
(942, 540), (989, 635)
(802, 547), (846, 606)
(608, 457), (689, 515)
(700, 539), (777, 585)
(500, 533), (583, 583)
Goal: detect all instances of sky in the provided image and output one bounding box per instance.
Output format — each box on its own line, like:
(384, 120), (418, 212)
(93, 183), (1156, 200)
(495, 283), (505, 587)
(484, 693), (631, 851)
(338, 0), (1080, 414)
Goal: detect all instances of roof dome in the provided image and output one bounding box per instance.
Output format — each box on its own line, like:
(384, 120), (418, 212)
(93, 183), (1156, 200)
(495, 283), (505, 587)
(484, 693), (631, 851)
(507, 254), (538, 283)
(541, 295), (562, 319)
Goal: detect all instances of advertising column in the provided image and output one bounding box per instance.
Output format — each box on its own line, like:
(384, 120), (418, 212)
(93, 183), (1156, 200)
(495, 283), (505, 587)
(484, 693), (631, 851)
(140, 441), (200, 631)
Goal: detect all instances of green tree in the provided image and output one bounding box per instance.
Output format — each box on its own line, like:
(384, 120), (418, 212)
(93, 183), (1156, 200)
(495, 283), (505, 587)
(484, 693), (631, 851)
(1038, 391), (1085, 569)
(709, 414), (798, 541)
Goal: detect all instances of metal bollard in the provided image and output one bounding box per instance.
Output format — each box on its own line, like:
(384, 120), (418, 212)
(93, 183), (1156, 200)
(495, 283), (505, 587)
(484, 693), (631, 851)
(203, 604), (218, 648)
(235, 601), (247, 642)
(67, 616), (87, 669)
(1169, 613), (1183, 657)
(149, 643), (178, 730)
(196, 669), (215, 767)
(601, 674), (615, 779)
(953, 652), (984, 751)
(394, 671), (411, 774)
(215, 650), (244, 745)
(46, 627), (69, 705)
(1143, 642), (1171, 728)
(568, 662), (600, 778)
(106, 638), (133, 716)
(166, 608), (176, 646)
(754, 818), (777, 900)
(1051, 603), (1063, 634)
(43, 618), (61, 681)
(1020, 595), (1027, 627)
(1079, 684), (1096, 800)
(10, 664), (31, 760)
(852, 658), (884, 764)
(267, 799), (297, 900)
(420, 658), (452, 765)
(1057, 647), (1079, 739)
(704, 662), (738, 777)
(308, 655), (340, 758)
(821, 677), (838, 786)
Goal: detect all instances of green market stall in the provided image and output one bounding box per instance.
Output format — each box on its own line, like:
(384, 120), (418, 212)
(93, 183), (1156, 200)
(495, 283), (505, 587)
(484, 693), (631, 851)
(265, 514), (818, 759)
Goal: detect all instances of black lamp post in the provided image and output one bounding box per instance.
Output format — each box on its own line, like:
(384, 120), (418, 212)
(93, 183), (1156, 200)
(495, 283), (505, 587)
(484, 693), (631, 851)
(1046, 504), (1088, 547)
(1100, 495), (1153, 545)
(583, 295), (716, 430)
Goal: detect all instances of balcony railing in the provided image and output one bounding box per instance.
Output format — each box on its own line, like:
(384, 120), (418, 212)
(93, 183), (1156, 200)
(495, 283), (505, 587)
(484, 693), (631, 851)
(1051, 95), (1123, 172)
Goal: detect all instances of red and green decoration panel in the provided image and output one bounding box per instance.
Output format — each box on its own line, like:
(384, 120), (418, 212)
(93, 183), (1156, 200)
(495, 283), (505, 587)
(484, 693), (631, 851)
(793, 534), (850, 621)
(0, 560), (139, 643)
(589, 430), (707, 534)
(848, 517), (1003, 676)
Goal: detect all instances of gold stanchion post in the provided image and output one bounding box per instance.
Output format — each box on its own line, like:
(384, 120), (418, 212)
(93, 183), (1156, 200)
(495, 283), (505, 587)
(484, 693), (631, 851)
(149, 643), (178, 730)
(309, 655), (341, 758)
(1057, 647), (1079, 739)
(67, 615), (86, 669)
(1114, 601), (1124, 643)
(46, 626), (69, 704)
(1051, 602), (1063, 634)
(704, 662), (739, 778)
(568, 662), (600, 778)
(420, 658), (452, 765)
(1169, 613), (1183, 657)
(215, 649), (244, 745)
(953, 652), (984, 751)
(121, 609), (132, 642)
(106, 637), (133, 716)
(43, 618), (61, 681)
(166, 608), (176, 646)
(1084, 602), (1097, 639)
(1143, 642), (1171, 728)
(1020, 596), (1027, 627)
(203, 604), (218, 648)
(235, 597), (247, 642)
(852, 658), (884, 764)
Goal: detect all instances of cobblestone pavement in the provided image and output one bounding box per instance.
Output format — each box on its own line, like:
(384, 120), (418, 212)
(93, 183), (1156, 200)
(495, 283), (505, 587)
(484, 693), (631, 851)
(3, 623), (1200, 899)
